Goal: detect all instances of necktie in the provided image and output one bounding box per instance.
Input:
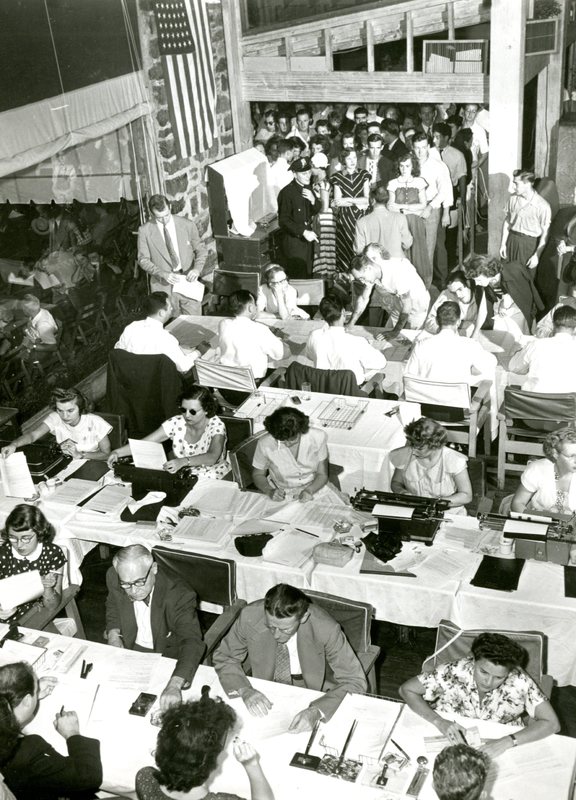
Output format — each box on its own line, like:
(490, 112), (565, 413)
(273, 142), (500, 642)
(162, 222), (180, 271)
(273, 641), (292, 684)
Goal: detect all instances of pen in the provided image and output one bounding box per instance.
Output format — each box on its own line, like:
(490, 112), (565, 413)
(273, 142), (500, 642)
(391, 738), (411, 762)
(81, 659), (86, 677)
(295, 528), (320, 538)
(60, 705), (65, 715)
(338, 720), (357, 767)
(304, 719), (320, 755)
(458, 730), (468, 744)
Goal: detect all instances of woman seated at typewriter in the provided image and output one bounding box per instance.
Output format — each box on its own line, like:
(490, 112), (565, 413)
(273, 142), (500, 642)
(1, 387), (112, 462)
(399, 632), (559, 760)
(252, 407), (340, 502)
(108, 385), (230, 481)
(0, 504), (66, 622)
(509, 428), (576, 516)
(390, 417), (472, 515)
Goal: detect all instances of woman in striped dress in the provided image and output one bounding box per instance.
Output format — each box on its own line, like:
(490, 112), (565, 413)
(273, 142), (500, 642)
(330, 149), (370, 273)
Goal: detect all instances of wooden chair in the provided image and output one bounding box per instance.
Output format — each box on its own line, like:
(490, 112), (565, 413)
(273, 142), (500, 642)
(403, 376), (492, 458)
(219, 413), (254, 454)
(151, 546), (246, 664)
(68, 283), (111, 345)
(229, 430), (268, 491)
(97, 411), (127, 451)
(496, 388), (576, 489)
(422, 618), (553, 697)
(305, 589), (380, 694)
(18, 585), (86, 639)
(193, 358), (281, 410)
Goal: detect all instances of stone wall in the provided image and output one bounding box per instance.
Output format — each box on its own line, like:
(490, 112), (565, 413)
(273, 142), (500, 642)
(136, 0), (235, 276)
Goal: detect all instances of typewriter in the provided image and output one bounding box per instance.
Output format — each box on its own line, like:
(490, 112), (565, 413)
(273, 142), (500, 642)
(351, 490), (449, 546)
(477, 510), (576, 565)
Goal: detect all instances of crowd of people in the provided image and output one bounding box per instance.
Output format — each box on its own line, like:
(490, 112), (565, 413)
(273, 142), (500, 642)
(0, 100), (574, 800)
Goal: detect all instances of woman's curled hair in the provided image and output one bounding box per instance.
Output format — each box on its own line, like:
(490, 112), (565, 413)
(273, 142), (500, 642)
(543, 427), (576, 461)
(0, 662), (35, 765)
(180, 385), (219, 419)
(3, 504), (55, 545)
(264, 407), (310, 441)
(154, 687), (237, 792)
(404, 417), (447, 450)
(470, 632), (528, 672)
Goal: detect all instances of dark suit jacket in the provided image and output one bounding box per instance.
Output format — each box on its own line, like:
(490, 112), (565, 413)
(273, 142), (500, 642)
(383, 138), (409, 165)
(137, 215), (208, 285)
(213, 599), (367, 719)
(105, 567), (205, 683)
(278, 179), (321, 277)
(476, 260), (544, 332)
(2, 733), (102, 800)
(358, 154), (395, 187)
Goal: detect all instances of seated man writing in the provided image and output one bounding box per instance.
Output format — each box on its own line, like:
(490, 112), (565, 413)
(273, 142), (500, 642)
(105, 544), (205, 710)
(399, 632), (559, 758)
(213, 583), (367, 732)
(306, 293), (386, 387)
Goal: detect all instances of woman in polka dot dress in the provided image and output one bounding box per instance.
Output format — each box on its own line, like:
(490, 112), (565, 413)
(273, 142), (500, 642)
(108, 386), (230, 481)
(0, 505), (66, 621)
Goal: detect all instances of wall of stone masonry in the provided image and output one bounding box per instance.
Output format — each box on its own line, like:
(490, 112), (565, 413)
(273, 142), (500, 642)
(136, 0), (235, 276)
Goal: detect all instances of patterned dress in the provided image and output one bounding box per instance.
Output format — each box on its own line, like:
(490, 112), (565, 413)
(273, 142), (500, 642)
(0, 541), (66, 619)
(330, 169), (370, 272)
(136, 767), (244, 800)
(161, 414), (230, 480)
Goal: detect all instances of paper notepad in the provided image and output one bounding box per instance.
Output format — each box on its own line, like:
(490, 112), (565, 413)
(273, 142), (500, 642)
(173, 276), (205, 301)
(262, 528), (318, 568)
(171, 516), (232, 547)
(81, 484), (131, 515)
(503, 519), (548, 538)
(0, 570), (44, 609)
(49, 479), (100, 505)
(129, 439), (166, 470)
(0, 452), (36, 498)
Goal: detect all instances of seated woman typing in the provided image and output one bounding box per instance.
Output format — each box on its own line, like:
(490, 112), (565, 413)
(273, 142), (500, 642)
(108, 385), (230, 481)
(510, 428), (576, 515)
(390, 418), (473, 514)
(0, 505), (66, 622)
(252, 407), (336, 503)
(1, 387), (112, 462)
(399, 632), (559, 759)
(257, 265), (309, 320)
(0, 661), (102, 800)
(136, 686), (273, 800)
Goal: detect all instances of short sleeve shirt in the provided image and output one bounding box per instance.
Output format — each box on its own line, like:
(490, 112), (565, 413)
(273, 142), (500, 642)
(417, 656), (546, 724)
(44, 412), (112, 452)
(520, 458), (576, 513)
(0, 541), (66, 618)
(161, 414), (230, 480)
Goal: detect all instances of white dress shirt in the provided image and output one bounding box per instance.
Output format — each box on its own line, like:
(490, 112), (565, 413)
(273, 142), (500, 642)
(134, 590), (154, 650)
(218, 316), (284, 379)
(115, 317), (198, 373)
(372, 258), (431, 325)
(156, 215), (181, 269)
(306, 324), (386, 385)
(418, 156), (453, 209)
(405, 329), (497, 385)
(28, 308), (58, 345)
(508, 333), (576, 393)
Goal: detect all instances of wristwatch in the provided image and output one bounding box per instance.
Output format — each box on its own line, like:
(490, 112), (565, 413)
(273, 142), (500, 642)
(509, 734), (518, 747)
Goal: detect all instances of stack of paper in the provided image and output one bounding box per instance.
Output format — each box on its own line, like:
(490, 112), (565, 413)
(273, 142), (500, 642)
(48, 479), (100, 505)
(0, 452), (35, 498)
(261, 528), (318, 568)
(79, 484), (131, 516)
(0, 570), (44, 609)
(0, 640), (46, 669)
(171, 516), (232, 549)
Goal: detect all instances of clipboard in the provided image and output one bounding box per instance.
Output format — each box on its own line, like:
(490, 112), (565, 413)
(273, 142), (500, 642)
(470, 555), (525, 592)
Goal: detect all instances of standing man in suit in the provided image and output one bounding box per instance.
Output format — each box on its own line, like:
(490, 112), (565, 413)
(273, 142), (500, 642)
(277, 157), (321, 279)
(213, 583), (367, 732)
(359, 134), (395, 188)
(381, 119), (409, 163)
(105, 544), (205, 709)
(137, 194), (208, 316)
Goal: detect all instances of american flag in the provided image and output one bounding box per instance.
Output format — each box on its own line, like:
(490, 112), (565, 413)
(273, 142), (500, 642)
(153, 0), (217, 158)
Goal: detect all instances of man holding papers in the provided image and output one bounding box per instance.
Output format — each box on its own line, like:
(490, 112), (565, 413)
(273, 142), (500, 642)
(137, 194), (208, 317)
(213, 583), (366, 732)
(105, 545), (205, 710)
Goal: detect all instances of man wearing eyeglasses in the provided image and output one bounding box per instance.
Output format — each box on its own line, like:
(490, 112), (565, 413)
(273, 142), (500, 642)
(105, 544), (205, 709)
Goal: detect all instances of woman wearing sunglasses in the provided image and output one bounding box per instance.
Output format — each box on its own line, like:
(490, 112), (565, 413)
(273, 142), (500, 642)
(107, 386), (230, 480)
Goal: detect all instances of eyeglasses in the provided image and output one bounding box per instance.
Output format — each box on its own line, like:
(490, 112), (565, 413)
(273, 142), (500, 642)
(7, 533), (37, 545)
(180, 407), (199, 416)
(269, 278), (287, 286)
(119, 563), (153, 590)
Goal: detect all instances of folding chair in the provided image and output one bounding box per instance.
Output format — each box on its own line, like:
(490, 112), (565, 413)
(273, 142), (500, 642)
(193, 358), (281, 410)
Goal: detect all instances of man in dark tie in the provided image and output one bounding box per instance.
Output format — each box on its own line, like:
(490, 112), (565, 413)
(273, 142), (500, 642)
(137, 194), (208, 316)
(105, 544), (205, 709)
(213, 583), (367, 732)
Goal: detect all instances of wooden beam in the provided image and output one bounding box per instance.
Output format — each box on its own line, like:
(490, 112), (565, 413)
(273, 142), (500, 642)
(447, 2), (455, 39)
(366, 21), (375, 73)
(406, 12), (414, 73)
(324, 28), (333, 71)
(241, 71), (488, 104)
(535, 0), (566, 177)
(221, 0), (253, 154)
(284, 34), (293, 71)
(488, 0), (527, 255)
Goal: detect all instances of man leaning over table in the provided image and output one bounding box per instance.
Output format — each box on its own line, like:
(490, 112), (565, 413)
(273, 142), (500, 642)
(213, 583), (367, 732)
(105, 544), (205, 710)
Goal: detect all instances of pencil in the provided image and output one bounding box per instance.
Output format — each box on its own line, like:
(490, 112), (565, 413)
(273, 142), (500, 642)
(390, 738), (410, 761)
(60, 705), (65, 715)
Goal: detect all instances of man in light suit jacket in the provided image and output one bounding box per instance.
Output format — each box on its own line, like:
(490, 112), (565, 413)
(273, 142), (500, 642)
(137, 194), (208, 316)
(105, 544), (205, 709)
(213, 583), (367, 732)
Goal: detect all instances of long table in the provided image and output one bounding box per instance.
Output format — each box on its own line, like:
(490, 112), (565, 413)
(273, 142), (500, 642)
(11, 625), (576, 799)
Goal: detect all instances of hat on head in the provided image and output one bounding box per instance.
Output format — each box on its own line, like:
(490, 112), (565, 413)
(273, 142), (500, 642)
(290, 156), (313, 172)
(31, 217), (50, 236)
